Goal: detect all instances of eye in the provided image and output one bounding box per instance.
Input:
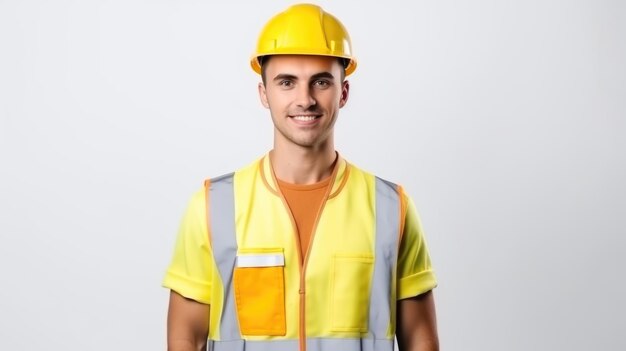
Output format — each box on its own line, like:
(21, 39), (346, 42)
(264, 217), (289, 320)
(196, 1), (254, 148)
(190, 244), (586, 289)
(313, 79), (331, 89)
(278, 80), (294, 88)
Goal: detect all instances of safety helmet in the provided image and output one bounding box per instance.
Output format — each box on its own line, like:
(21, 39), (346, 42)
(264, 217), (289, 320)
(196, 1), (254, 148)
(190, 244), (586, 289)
(250, 3), (357, 76)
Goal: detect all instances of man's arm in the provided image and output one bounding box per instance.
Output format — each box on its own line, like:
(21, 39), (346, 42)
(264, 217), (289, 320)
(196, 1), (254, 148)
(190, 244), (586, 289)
(167, 290), (210, 351)
(396, 290), (439, 351)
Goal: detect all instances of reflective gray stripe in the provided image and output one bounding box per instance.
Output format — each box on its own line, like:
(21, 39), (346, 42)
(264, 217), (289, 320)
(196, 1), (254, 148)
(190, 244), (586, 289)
(209, 338), (394, 351)
(370, 177), (401, 339)
(208, 173), (240, 342)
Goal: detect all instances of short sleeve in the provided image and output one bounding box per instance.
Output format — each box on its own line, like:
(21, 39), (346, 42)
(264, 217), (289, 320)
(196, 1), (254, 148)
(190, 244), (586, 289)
(396, 194), (437, 300)
(162, 187), (213, 304)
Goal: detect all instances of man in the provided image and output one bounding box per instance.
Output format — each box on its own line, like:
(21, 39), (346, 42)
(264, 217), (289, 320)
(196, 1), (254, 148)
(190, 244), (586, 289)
(163, 4), (438, 351)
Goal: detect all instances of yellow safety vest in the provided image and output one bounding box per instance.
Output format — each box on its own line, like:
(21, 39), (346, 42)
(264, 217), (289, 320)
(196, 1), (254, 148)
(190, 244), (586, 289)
(206, 156), (405, 351)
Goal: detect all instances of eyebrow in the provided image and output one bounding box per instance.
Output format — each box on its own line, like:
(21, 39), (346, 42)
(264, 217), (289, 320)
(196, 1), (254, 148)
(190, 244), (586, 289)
(272, 71), (336, 83)
(310, 72), (335, 80)
(272, 73), (298, 82)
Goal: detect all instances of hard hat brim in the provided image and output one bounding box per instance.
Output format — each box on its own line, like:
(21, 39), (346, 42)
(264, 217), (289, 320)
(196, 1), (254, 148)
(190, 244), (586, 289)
(250, 54), (357, 77)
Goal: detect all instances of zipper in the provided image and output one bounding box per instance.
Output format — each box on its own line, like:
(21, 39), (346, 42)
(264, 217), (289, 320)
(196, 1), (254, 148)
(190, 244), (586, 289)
(267, 154), (340, 351)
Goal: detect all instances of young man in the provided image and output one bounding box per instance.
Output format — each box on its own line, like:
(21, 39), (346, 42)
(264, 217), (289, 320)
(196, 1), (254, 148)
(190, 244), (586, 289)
(163, 4), (438, 351)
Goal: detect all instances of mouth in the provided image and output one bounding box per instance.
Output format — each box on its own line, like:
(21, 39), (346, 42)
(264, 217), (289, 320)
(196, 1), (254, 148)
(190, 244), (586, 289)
(289, 114), (322, 125)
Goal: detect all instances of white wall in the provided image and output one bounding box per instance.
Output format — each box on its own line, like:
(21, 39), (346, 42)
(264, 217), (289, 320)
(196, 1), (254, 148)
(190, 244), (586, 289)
(1, 1), (624, 350)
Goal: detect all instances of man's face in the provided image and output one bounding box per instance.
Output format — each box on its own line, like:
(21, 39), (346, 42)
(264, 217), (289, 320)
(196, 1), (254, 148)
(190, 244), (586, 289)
(258, 55), (349, 150)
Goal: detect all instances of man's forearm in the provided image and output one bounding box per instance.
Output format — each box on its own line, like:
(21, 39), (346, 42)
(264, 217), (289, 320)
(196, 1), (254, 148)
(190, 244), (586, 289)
(167, 338), (207, 351)
(396, 291), (439, 351)
(412, 336), (440, 351)
(167, 291), (210, 351)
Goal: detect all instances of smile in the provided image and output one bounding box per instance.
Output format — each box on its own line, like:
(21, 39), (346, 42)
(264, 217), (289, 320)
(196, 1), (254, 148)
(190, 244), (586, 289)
(290, 115), (320, 121)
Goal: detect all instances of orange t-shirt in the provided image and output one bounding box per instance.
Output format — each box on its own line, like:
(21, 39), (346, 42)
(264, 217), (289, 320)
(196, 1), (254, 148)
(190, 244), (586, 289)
(277, 177), (331, 259)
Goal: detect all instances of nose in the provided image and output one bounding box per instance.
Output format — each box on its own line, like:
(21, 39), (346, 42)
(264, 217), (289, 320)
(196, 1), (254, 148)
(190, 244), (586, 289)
(294, 85), (316, 110)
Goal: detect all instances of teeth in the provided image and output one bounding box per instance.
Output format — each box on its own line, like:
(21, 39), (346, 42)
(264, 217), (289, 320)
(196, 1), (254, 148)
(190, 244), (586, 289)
(292, 115), (317, 121)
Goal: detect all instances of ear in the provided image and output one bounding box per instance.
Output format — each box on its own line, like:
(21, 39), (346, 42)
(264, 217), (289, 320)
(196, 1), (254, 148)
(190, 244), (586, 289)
(258, 82), (270, 109)
(339, 80), (350, 108)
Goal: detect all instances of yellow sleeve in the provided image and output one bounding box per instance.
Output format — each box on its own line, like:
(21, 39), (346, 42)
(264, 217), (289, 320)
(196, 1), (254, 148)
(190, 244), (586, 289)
(396, 194), (437, 300)
(162, 187), (213, 304)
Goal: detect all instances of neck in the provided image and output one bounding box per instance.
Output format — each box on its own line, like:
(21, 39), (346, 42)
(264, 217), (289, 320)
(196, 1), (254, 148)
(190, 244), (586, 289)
(270, 143), (337, 185)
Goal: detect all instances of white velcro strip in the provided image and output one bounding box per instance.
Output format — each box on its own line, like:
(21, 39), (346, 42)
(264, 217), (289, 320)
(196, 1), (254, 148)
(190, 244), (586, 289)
(236, 254), (285, 268)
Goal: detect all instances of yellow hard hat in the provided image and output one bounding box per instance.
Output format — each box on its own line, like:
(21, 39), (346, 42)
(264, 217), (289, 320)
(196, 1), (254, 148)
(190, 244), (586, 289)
(250, 3), (357, 76)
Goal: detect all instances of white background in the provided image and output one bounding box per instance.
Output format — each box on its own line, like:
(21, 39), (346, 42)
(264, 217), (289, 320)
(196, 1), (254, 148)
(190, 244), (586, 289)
(1, 0), (624, 350)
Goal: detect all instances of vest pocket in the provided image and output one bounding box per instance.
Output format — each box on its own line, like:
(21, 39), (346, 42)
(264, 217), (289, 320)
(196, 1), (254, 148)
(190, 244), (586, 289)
(330, 254), (374, 332)
(233, 248), (286, 336)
